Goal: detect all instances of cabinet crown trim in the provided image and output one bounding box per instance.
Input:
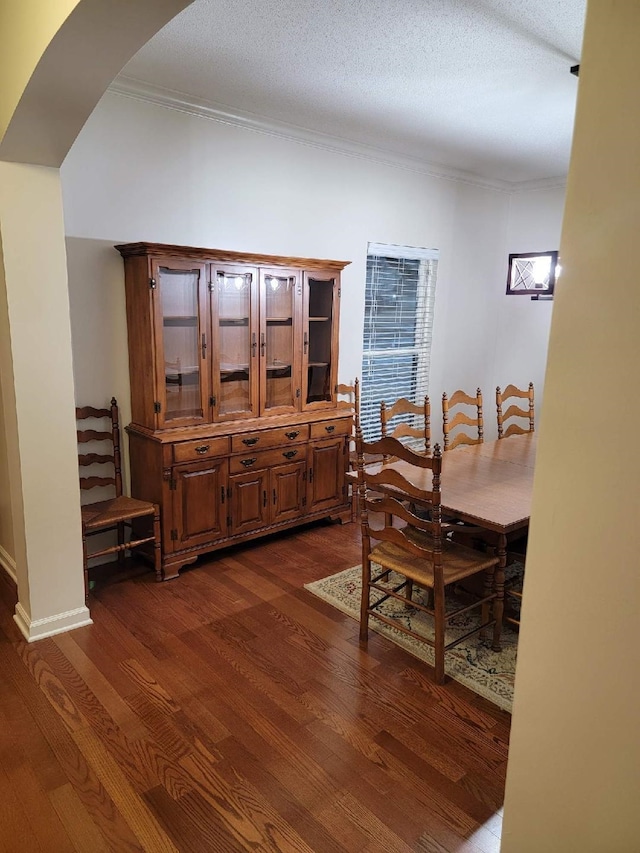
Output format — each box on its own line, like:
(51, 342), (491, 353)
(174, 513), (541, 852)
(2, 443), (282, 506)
(115, 242), (350, 272)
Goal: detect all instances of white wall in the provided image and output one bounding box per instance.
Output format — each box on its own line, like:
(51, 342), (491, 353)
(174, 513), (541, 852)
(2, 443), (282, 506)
(60, 91), (563, 448)
(494, 186), (566, 433)
(0, 91), (566, 571)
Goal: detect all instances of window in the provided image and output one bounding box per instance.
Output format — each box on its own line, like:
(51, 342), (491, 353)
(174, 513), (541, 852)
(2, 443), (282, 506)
(360, 242), (438, 440)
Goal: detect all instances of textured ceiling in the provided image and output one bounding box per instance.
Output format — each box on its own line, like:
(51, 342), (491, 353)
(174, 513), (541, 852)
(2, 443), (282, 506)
(119, 0), (586, 183)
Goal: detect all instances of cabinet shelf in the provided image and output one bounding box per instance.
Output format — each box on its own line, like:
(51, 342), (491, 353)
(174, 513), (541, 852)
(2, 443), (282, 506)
(309, 317), (330, 322)
(266, 317), (292, 324)
(219, 317), (249, 326)
(164, 316), (198, 327)
(308, 362), (329, 368)
(221, 369), (250, 383)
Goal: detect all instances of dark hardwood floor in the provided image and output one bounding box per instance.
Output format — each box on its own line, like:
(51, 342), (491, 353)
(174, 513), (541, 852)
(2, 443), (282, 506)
(0, 520), (509, 852)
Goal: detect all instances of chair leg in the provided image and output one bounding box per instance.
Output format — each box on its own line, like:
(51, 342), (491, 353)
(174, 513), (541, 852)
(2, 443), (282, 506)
(359, 559), (371, 643)
(405, 578), (414, 607)
(492, 535), (506, 651)
(117, 521), (125, 565)
(82, 533), (89, 603)
(350, 482), (357, 523)
(480, 565), (494, 640)
(153, 508), (163, 582)
(434, 583), (446, 684)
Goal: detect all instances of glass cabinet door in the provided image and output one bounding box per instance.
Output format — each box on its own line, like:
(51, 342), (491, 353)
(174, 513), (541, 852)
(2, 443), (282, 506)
(153, 260), (210, 427)
(302, 271), (339, 409)
(259, 269), (301, 415)
(212, 265), (259, 421)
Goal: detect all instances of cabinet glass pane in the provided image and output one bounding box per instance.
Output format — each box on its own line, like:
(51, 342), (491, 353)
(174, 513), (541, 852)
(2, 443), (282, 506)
(264, 274), (295, 410)
(306, 277), (334, 404)
(217, 272), (253, 415)
(160, 267), (203, 421)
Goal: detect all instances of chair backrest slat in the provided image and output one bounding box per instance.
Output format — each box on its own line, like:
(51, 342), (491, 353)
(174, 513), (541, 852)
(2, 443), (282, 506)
(78, 453), (115, 466)
(80, 476), (117, 490)
(77, 429), (113, 444)
(75, 406), (111, 419)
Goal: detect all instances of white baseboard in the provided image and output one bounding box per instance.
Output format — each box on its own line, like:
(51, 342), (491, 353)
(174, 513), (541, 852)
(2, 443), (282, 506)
(0, 545), (17, 583)
(13, 602), (93, 642)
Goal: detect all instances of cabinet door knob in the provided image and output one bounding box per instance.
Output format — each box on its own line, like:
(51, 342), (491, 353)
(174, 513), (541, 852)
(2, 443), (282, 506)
(195, 444), (210, 454)
(285, 430), (299, 440)
(325, 425), (335, 433)
(241, 457), (257, 467)
(282, 450), (298, 459)
(242, 437), (259, 446)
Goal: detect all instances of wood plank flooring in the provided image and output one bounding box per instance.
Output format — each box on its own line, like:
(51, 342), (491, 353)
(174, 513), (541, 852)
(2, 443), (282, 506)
(0, 520), (509, 852)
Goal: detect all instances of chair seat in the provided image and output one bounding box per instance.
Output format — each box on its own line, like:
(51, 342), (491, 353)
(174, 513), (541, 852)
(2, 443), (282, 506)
(81, 495), (157, 531)
(370, 534), (498, 588)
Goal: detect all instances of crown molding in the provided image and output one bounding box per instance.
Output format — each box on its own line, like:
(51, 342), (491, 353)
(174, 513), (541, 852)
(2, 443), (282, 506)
(509, 175), (567, 193)
(108, 76), (524, 193)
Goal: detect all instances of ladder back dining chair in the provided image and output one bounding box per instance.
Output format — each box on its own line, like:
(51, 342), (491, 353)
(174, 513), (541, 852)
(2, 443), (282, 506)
(77, 398), (162, 600)
(355, 433), (500, 684)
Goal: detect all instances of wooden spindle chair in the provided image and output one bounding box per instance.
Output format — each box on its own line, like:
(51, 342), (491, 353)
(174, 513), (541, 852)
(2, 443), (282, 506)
(496, 382), (535, 438)
(442, 387), (483, 451)
(77, 398), (162, 600)
(356, 434), (500, 684)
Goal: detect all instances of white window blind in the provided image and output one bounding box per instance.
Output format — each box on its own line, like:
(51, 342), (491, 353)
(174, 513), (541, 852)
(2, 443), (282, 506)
(360, 243), (438, 440)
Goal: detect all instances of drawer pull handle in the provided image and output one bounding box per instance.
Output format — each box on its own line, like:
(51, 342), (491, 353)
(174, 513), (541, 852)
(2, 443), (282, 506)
(195, 444), (210, 454)
(325, 425), (336, 433)
(241, 457), (257, 467)
(242, 437), (259, 446)
(285, 430), (300, 440)
(283, 450), (298, 459)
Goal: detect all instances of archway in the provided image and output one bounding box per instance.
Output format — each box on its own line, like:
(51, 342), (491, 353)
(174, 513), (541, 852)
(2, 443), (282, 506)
(0, 0), (194, 639)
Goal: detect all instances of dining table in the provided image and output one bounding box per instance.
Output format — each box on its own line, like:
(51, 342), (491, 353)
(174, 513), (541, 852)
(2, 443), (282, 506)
(350, 432), (537, 649)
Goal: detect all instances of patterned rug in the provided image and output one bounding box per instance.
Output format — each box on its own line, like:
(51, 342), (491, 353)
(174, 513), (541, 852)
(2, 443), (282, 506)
(305, 564), (522, 712)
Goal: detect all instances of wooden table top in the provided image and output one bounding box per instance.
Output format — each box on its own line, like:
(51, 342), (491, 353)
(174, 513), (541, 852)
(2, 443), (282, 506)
(362, 433), (537, 535)
(455, 431), (536, 469)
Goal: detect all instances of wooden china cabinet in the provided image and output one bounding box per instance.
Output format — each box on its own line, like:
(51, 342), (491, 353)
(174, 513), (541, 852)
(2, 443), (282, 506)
(116, 242), (351, 579)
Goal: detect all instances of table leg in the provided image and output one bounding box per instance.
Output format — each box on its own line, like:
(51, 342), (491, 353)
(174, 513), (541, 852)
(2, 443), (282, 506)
(492, 533), (506, 651)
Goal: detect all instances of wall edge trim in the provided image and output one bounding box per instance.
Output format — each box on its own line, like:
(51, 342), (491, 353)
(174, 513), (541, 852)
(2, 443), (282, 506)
(0, 545), (17, 583)
(13, 602), (93, 642)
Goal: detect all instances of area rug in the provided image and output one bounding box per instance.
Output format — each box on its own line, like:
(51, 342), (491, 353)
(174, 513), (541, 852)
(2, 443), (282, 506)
(305, 564), (522, 712)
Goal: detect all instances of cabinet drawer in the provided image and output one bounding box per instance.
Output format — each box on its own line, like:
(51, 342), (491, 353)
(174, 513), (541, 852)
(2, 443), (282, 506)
(231, 424), (309, 453)
(173, 436), (229, 463)
(310, 418), (351, 440)
(230, 445), (306, 474)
